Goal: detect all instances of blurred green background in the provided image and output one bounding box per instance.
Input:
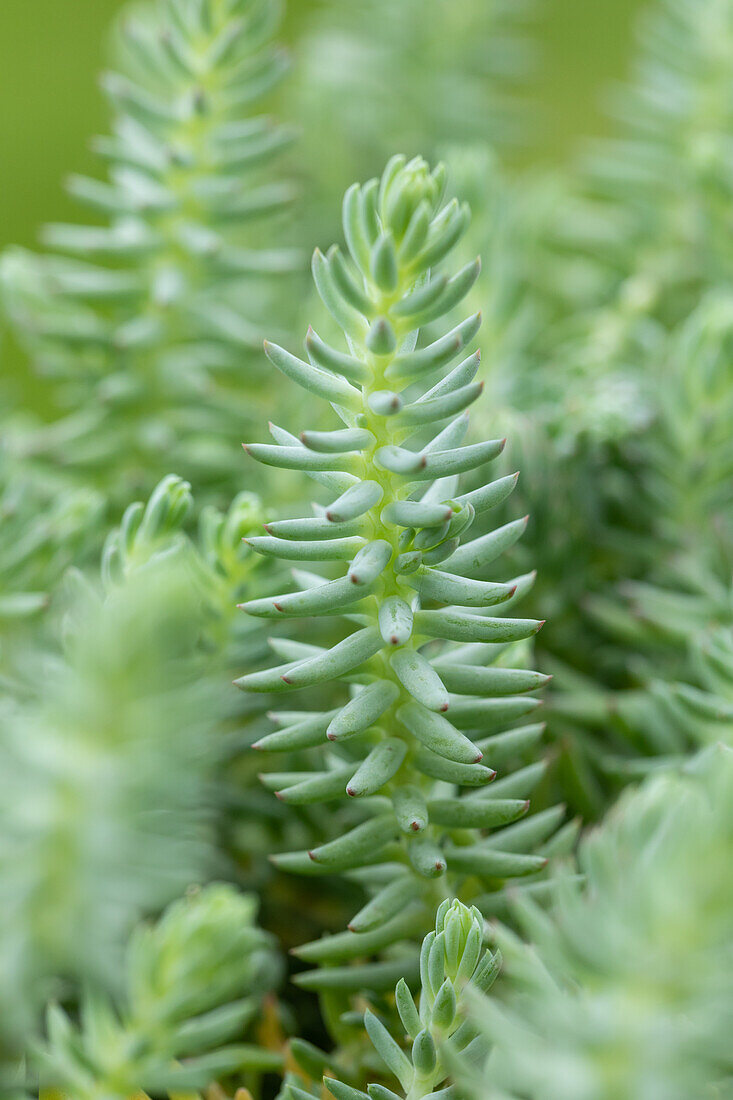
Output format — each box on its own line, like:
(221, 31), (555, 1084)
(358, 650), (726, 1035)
(0, 0), (642, 253)
(0, 0), (644, 400)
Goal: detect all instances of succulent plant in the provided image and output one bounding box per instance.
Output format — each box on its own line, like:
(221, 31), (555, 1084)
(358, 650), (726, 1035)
(458, 745), (733, 1100)
(0, 0), (300, 503)
(36, 884), (283, 1099)
(236, 156), (565, 1019)
(286, 900), (499, 1100)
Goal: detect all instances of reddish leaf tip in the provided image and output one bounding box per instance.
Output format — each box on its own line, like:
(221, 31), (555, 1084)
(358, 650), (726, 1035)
(346, 786), (356, 797)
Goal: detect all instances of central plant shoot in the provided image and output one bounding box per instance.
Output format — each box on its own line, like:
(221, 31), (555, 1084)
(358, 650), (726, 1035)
(237, 155), (553, 991)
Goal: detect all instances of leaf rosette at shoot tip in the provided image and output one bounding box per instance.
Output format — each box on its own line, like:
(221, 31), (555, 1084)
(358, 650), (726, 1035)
(310, 899), (499, 1100)
(236, 155), (561, 993)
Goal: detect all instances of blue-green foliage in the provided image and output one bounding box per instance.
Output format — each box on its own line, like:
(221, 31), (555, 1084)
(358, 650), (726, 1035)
(0, 456), (103, 678)
(1, 0), (300, 502)
(551, 292), (733, 792)
(0, 472), (273, 1066)
(286, 900), (498, 1100)
(237, 156), (566, 1007)
(458, 746), (733, 1100)
(36, 884), (283, 1099)
(3, 0), (733, 1097)
(0, 557), (216, 1050)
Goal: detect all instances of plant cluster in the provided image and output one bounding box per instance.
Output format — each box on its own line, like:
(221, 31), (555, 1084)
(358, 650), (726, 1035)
(2, 0), (733, 1097)
(459, 745), (733, 1100)
(1, 0), (301, 506)
(236, 157), (567, 1028)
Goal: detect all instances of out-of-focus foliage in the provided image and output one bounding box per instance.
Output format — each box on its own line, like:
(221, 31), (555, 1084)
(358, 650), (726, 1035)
(37, 884), (283, 1099)
(1, 0), (301, 505)
(549, 241), (733, 799)
(0, 471), (277, 1071)
(566, 0), (733, 322)
(0, 549), (219, 1055)
(458, 745), (733, 1100)
(0, 458), (103, 678)
(2, 0), (733, 1097)
(285, 0), (534, 228)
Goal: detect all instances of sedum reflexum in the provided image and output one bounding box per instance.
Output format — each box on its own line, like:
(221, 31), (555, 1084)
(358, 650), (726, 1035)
(550, 292), (733, 791)
(457, 745), (733, 1100)
(569, 0), (733, 320)
(238, 157), (560, 1001)
(0, 474), (270, 1062)
(286, 901), (498, 1100)
(36, 884), (282, 1100)
(0, 557), (219, 1058)
(1, 0), (299, 501)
